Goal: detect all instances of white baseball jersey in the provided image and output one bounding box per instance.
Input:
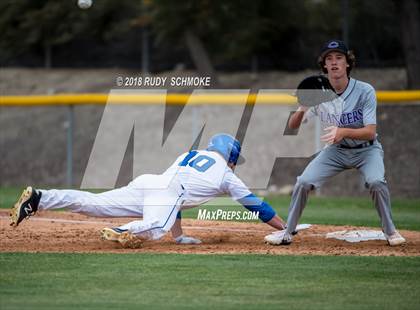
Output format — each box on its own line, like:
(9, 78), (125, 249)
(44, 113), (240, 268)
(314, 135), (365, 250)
(163, 150), (251, 207)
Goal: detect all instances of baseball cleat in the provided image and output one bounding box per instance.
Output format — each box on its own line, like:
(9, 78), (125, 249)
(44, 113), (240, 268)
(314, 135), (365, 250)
(10, 186), (41, 227)
(385, 231), (406, 246)
(264, 230), (293, 245)
(101, 227), (142, 248)
(284, 223), (312, 235)
(101, 227), (128, 242)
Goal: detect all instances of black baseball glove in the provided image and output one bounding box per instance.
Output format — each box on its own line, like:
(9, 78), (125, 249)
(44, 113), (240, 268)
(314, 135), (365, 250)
(295, 75), (336, 107)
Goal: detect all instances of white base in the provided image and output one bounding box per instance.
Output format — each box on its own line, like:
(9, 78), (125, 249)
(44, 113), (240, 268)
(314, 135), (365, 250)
(326, 230), (386, 243)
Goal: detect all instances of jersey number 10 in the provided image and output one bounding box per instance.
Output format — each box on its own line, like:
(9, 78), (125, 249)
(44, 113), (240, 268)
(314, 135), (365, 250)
(179, 151), (216, 172)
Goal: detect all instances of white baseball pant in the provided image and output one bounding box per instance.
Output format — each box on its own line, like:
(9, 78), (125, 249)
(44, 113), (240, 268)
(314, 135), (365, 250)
(39, 174), (185, 240)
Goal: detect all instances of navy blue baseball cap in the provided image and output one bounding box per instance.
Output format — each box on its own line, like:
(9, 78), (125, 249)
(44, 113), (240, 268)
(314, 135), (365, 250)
(320, 39), (348, 59)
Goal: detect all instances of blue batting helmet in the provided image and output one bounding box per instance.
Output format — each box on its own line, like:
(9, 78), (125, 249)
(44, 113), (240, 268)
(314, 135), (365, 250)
(207, 133), (245, 165)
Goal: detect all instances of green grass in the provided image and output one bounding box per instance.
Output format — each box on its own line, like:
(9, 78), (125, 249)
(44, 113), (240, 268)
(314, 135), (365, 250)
(0, 187), (22, 208)
(1, 253), (419, 310)
(1, 188), (419, 309)
(181, 195), (420, 231)
(265, 195), (420, 231)
(2, 187), (420, 230)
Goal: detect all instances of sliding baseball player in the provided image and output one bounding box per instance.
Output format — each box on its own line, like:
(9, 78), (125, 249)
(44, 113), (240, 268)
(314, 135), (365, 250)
(11, 133), (286, 247)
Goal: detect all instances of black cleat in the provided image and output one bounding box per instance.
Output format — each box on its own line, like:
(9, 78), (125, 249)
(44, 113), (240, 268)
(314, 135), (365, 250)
(10, 186), (41, 227)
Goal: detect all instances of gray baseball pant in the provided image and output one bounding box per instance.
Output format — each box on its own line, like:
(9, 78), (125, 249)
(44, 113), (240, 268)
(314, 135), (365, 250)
(286, 142), (396, 236)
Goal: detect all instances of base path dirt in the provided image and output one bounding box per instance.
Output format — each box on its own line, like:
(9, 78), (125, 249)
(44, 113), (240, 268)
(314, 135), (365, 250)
(1, 210), (419, 256)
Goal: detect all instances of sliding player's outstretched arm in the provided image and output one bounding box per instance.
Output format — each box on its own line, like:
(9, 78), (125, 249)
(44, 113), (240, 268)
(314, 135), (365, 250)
(237, 193), (285, 230)
(223, 170), (286, 230)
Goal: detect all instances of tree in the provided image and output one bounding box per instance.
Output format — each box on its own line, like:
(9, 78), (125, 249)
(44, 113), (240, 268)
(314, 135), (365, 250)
(149, 1), (306, 77)
(0, 1), (86, 67)
(395, 0), (420, 89)
(0, 0), (140, 67)
(149, 0), (221, 84)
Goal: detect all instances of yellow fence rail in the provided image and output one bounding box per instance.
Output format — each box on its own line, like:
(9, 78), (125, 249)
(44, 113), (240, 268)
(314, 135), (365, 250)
(1, 91), (420, 106)
(2, 90), (418, 187)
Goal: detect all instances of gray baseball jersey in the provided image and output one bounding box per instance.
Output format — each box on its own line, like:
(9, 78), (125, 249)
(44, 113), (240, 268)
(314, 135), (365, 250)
(307, 77), (377, 147)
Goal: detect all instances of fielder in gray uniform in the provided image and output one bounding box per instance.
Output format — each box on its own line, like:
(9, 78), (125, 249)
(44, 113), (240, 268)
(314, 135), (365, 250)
(277, 39), (405, 246)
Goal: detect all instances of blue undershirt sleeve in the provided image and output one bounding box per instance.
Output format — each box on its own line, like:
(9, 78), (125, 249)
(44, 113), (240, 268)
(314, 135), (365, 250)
(237, 193), (276, 223)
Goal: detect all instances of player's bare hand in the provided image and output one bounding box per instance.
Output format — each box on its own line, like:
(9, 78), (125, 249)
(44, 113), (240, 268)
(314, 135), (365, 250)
(321, 126), (344, 144)
(297, 106), (309, 112)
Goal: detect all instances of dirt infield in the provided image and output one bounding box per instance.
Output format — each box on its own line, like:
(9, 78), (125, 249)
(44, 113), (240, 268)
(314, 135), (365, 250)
(1, 210), (419, 256)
